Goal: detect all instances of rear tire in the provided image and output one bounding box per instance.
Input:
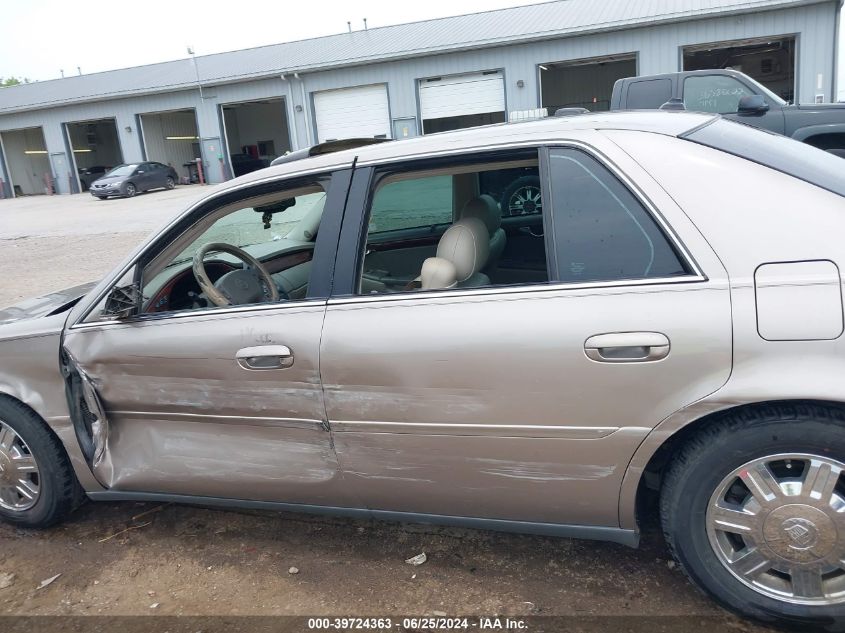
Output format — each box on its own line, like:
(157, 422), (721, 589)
(661, 404), (845, 629)
(0, 398), (80, 528)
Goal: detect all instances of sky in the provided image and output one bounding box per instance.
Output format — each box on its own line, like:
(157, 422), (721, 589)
(0, 0), (536, 81)
(1, 0), (844, 100)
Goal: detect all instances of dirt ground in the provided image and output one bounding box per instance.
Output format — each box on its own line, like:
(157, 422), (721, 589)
(0, 191), (770, 631)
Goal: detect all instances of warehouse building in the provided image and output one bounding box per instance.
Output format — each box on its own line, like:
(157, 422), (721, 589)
(0, 0), (841, 196)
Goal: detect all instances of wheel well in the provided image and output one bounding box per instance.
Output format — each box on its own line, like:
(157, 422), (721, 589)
(635, 399), (845, 515)
(0, 392), (75, 464)
(803, 132), (845, 151)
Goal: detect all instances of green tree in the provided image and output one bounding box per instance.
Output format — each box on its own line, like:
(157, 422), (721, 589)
(1, 76), (30, 87)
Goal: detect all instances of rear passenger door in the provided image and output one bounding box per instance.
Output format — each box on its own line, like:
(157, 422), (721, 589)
(320, 139), (732, 530)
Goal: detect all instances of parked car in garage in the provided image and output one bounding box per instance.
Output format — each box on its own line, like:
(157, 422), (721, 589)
(0, 112), (844, 629)
(89, 161), (178, 199)
(610, 69), (845, 156)
(76, 165), (110, 191)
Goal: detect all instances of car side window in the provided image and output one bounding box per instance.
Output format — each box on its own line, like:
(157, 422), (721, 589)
(547, 148), (690, 283)
(358, 154), (549, 295)
(683, 75), (750, 114)
(138, 182), (328, 314)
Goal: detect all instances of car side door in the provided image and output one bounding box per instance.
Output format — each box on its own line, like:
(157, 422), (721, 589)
(319, 139), (732, 533)
(62, 168), (356, 507)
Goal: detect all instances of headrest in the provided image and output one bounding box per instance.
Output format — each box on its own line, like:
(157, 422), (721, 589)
(420, 257), (457, 290)
(460, 195), (501, 235)
(436, 217), (489, 282)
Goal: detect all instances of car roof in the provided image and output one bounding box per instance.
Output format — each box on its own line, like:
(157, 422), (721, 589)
(218, 110), (717, 190)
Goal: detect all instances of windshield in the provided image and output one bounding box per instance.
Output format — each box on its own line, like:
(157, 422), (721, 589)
(167, 191), (327, 268)
(105, 164), (138, 177)
(682, 118), (844, 197)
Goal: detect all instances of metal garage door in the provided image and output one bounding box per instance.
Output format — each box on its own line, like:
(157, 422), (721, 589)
(313, 84), (391, 143)
(419, 71), (505, 121)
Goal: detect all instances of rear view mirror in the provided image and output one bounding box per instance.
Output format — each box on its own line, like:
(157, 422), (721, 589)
(738, 94), (770, 115)
(101, 284), (141, 319)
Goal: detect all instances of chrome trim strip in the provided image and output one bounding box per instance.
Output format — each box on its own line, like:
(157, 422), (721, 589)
(329, 274), (708, 307)
(85, 490), (640, 547)
(69, 298), (328, 331)
(331, 420), (621, 438)
(110, 410), (325, 431)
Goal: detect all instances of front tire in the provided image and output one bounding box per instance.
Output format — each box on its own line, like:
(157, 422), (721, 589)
(123, 182), (136, 198)
(165, 176), (175, 190)
(0, 399), (79, 528)
(661, 404), (845, 629)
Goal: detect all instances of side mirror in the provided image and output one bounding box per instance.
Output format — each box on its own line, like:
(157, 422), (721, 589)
(738, 94), (770, 115)
(101, 284), (141, 319)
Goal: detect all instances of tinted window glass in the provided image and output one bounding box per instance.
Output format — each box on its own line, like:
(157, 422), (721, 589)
(683, 75), (751, 114)
(627, 79), (673, 109)
(548, 149), (690, 283)
(368, 175), (453, 235)
(683, 119), (845, 198)
(360, 159), (549, 295)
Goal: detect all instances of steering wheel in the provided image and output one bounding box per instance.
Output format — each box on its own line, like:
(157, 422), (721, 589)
(192, 242), (281, 307)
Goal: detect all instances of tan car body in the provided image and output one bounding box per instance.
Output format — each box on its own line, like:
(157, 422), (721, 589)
(2, 111), (844, 547)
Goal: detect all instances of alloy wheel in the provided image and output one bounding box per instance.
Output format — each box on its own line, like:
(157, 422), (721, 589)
(707, 453), (845, 605)
(506, 185), (542, 216)
(0, 421), (40, 511)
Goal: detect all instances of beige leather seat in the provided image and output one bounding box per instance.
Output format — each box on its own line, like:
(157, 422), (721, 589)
(419, 217), (490, 290)
(460, 195), (506, 274)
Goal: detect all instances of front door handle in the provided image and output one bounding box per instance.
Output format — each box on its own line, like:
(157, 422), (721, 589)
(236, 345), (294, 370)
(584, 332), (670, 363)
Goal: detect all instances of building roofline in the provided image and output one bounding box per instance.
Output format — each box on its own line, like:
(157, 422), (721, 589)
(0, 0), (830, 115)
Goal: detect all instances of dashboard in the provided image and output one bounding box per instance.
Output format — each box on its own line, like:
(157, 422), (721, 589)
(144, 248), (313, 314)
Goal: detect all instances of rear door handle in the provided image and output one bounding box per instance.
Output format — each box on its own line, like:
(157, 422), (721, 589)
(236, 345), (294, 370)
(584, 332), (670, 363)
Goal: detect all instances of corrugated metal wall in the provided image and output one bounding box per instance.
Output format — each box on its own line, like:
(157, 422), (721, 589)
(0, 1), (836, 193)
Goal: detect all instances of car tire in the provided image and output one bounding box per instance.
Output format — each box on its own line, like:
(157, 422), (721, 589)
(165, 176), (175, 190)
(0, 398), (81, 528)
(661, 403), (845, 629)
(500, 175), (542, 217)
(123, 183), (136, 198)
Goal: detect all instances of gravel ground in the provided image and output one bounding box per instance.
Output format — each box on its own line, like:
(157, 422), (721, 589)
(0, 190), (771, 631)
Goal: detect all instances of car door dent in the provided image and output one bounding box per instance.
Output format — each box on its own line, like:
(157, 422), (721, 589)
(61, 305), (351, 504)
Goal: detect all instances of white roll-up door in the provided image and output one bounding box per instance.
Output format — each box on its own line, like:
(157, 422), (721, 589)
(419, 71), (505, 121)
(313, 84), (391, 143)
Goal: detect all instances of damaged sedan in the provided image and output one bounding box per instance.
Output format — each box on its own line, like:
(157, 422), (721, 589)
(1, 111), (844, 628)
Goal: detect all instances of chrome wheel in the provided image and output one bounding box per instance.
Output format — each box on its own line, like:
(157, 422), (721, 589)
(707, 453), (845, 605)
(0, 421), (40, 511)
(506, 185), (542, 216)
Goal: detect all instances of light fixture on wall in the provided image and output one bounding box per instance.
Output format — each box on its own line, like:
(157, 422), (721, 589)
(72, 148), (93, 153)
(295, 104), (303, 112)
(24, 150), (48, 154)
(165, 136), (199, 140)
(539, 64), (549, 71)
(125, 126), (132, 133)
(516, 79), (525, 88)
